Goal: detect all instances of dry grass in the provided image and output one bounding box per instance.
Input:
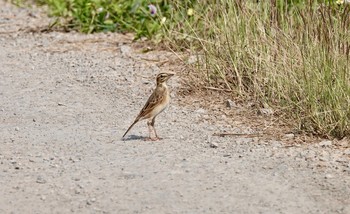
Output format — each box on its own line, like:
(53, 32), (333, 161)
(166, 0), (350, 139)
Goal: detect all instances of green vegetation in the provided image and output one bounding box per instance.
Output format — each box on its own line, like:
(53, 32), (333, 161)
(28, 0), (197, 40)
(185, 0), (350, 139)
(25, 0), (350, 138)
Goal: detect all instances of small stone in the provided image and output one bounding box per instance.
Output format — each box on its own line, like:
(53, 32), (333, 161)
(40, 195), (46, 201)
(87, 198), (96, 205)
(36, 176), (46, 184)
(257, 108), (274, 116)
(319, 140), (332, 147)
(226, 99), (236, 108)
(14, 127), (19, 131)
(284, 133), (295, 139)
(209, 142), (218, 148)
(75, 188), (81, 194)
(325, 174), (333, 179)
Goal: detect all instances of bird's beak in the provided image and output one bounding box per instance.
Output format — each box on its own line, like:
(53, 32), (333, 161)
(168, 73), (174, 80)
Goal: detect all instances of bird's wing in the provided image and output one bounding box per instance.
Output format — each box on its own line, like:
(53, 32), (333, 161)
(136, 87), (165, 120)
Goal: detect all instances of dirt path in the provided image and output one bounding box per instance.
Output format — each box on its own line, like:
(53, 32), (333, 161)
(1, 1), (349, 213)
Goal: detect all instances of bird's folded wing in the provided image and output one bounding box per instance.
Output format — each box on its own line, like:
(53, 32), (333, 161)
(136, 89), (164, 120)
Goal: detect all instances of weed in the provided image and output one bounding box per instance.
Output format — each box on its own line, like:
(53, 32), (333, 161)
(178, 0), (350, 138)
(31, 0), (183, 39)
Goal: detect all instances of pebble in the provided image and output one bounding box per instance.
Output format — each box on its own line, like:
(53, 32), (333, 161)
(319, 140), (332, 147)
(209, 142), (218, 148)
(284, 133), (295, 139)
(86, 198), (96, 205)
(325, 174), (333, 179)
(257, 108), (274, 116)
(226, 99), (236, 108)
(14, 127), (19, 131)
(75, 188), (81, 194)
(36, 176), (46, 184)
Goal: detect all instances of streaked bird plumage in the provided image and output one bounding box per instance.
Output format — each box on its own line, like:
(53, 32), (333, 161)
(122, 72), (174, 140)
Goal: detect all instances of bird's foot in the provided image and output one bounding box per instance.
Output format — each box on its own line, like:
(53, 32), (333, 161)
(144, 137), (162, 141)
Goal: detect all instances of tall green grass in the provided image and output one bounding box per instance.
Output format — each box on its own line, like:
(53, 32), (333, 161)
(169, 0), (349, 138)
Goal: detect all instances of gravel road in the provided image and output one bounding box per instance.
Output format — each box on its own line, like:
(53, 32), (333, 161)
(0, 1), (349, 213)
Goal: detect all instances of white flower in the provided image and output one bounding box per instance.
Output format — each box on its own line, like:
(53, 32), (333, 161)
(161, 17), (167, 24)
(187, 8), (194, 16)
(97, 7), (104, 13)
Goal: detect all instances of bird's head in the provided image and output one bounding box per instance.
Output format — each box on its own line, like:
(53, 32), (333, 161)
(156, 72), (174, 85)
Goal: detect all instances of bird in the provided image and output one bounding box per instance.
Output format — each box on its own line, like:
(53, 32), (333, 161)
(122, 72), (174, 141)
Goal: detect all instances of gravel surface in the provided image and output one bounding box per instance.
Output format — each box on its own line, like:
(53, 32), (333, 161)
(0, 1), (350, 213)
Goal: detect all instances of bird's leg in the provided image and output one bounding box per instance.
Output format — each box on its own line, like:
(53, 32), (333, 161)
(144, 120), (157, 141)
(151, 117), (162, 140)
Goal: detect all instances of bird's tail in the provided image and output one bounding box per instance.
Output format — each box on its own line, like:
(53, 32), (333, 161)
(122, 120), (138, 138)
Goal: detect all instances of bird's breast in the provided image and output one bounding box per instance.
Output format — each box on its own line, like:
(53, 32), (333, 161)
(152, 90), (170, 117)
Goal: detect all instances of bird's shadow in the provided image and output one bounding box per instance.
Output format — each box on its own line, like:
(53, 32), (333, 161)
(122, 135), (145, 141)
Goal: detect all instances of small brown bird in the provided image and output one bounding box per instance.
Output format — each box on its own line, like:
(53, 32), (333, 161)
(122, 72), (174, 140)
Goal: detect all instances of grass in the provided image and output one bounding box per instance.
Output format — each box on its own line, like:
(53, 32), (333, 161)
(21, 0), (350, 139)
(175, 0), (350, 138)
